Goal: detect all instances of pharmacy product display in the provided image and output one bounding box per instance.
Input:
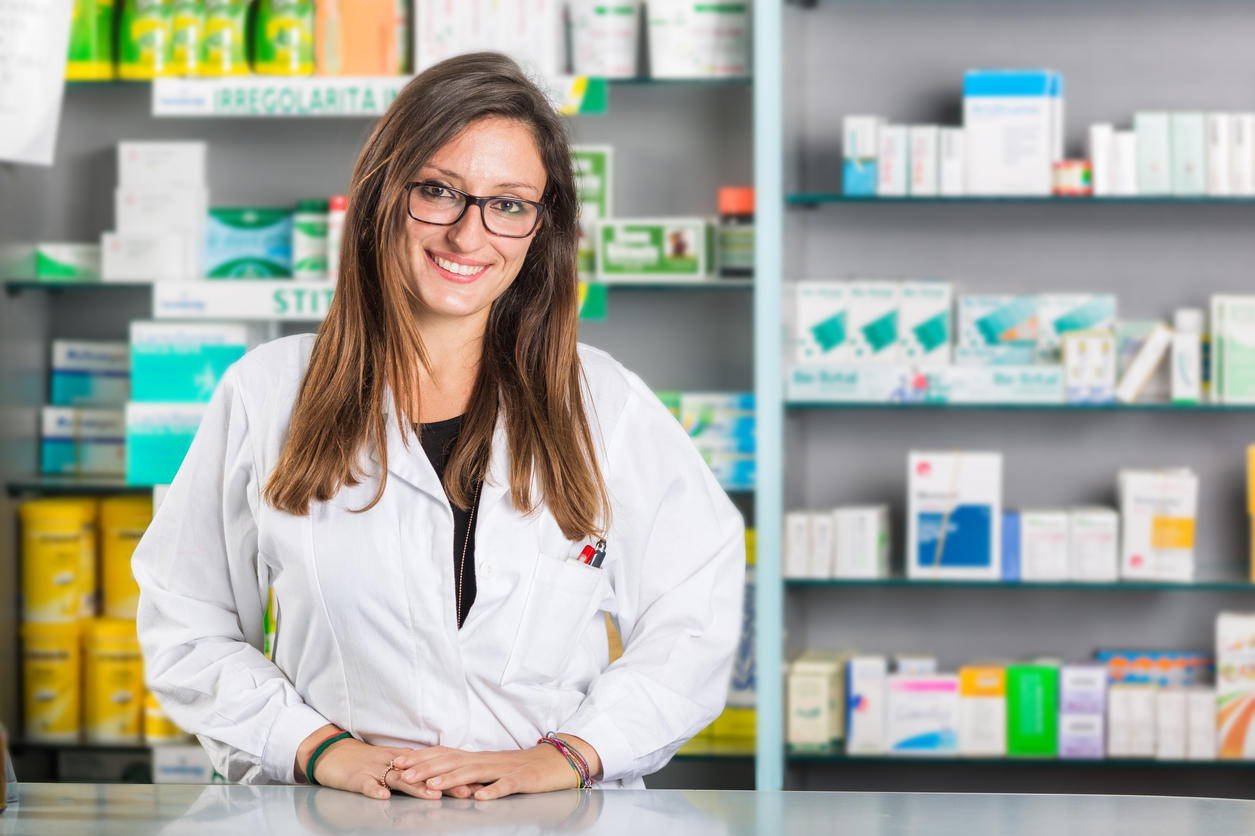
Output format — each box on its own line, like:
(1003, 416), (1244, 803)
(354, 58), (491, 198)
(68, 1), (749, 82)
(783, 449), (1236, 585)
(841, 68), (1255, 199)
(657, 391), (755, 491)
(784, 610), (1255, 761)
(787, 280), (1255, 408)
(17, 496), (189, 746)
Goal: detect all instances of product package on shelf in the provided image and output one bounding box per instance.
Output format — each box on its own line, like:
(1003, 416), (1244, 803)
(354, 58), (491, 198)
(886, 674), (960, 756)
(846, 655), (888, 755)
(963, 69), (1063, 196)
(958, 665), (1006, 756)
(788, 651), (853, 752)
(595, 218), (712, 281)
(50, 341), (130, 407)
(1118, 468), (1198, 582)
(907, 450), (1002, 580)
(40, 408), (126, 477)
(129, 322), (263, 403)
(572, 146), (613, 277)
(1217, 612), (1255, 759)
(413, 0), (563, 78)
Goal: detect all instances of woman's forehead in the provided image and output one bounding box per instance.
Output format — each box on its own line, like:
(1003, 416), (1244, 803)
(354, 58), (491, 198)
(422, 117), (546, 195)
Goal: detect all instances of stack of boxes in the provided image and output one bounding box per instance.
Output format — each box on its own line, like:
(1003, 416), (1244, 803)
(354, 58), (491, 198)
(1058, 665), (1107, 759)
(40, 341), (129, 479)
(125, 322), (262, 486)
(784, 505), (891, 580)
(658, 391), (755, 491)
(104, 142), (207, 282)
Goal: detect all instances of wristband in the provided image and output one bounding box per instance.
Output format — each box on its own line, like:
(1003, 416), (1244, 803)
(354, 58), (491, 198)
(538, 733), (592, 789)
(306, 731), (352, 786)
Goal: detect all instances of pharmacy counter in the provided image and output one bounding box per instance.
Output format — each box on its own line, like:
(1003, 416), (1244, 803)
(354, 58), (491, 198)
(3, 783), (1255, 835)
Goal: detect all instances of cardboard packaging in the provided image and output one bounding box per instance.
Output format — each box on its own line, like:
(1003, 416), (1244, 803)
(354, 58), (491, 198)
(963, 69), (1063, 196)
(1118, 469), (1198, 582)
(846, 655), (888, 755)
(843, 116), (881, 197)
(886, 674), (960, 756)
(958, 665), (1007, 756)
(50, 341), (130, 407)
(1006, 664), (1058, 757)
(907, 450), (1002, 580)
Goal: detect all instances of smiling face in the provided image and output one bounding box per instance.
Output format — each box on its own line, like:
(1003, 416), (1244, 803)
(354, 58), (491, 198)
(403, 116), (547, 337)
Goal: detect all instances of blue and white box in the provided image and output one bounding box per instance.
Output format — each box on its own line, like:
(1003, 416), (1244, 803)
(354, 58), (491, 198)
(886, 674), (961, 756)
(908, 450), (1002, 580)
(898, 280), (953, 366)
(50, 340), (129, 406)
(843, 115), (881, 197)
(963, 69), (1063, 196)
(847, 281), (900, 362)
(793, 281), (852, 364)
(41, 407), (126, 476)
(958, 295), (1039, 365)
(1036, 294), (1118, 363)
(847, 655), (889, 755)
(125, 402), (208, 486)
(130, 321), (261, 403)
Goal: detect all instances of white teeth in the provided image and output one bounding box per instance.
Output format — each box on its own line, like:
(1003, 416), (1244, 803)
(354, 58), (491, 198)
(433, 255), (486, 277)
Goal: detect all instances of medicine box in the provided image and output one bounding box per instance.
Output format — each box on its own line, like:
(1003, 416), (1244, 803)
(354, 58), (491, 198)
(698, 450), (754, 492)
(1118, 468), (1198, 582)
(595, 218), (711, 281)
(1019, 509), (1070, 582)
(846, 655), (888, 755)
(1214, 295), (1255, 404)
(1135, 112), (1172, 196)
(1059, 664), (1107, 758)
(1171, 112), (1208, 196)
(788, 651), (850, 750)
(414, 0), (564, 78)
(101, 232), (186, 282)
(0, 243), (101, 281)
(843, 116), (881, 197)
(786, 365), (942, 404)
(833, 505), (890, 579)
(125, 402), (208, 486)
(51, 340), (130, 406)
(1058, 714), (1105, 760)
(894, 654), (938, 675)
(1207, 113), (1232, 197)
(793, 282), (851, 364)
(846, 281), (900, 362)
(1116, 323), (1173, 404)
(957, 295), (1038, 364)
(1036, 294), (1116, 363)
(944, 366), (1064, 405)
(678, 392), (754, 443)
(1002, 510), (1021, 581)
(907, 450), (1002, 580)
(877, 125), (908, 197)
(785, 511), (810, 579)
(572, 145), (613, 276)
(808, 512), (835, 579)
(130, 322), (259, 403)
(939, 128), (966, 196)
(40, 407), (126, 476)
(205, 208), (293, 278)
(645, 0), (750, 79)
(151, 743), (219, 784)
(118, 141), (207, 189)
(908, 126), (940, 197)
(115, 187), (208, 280)
(886, 674), (960, 756)
(1187, 686), (1217, 761)
(1006, 664), (1058, 757)
(1108, 683), (1157, 758)
(963, 69), (1062, 196)
(315, 0), (409, 76)
(898, 280), (952, 365)
(1156, 687), (1187, 760)
(1069, 507), (1119, 582)
(958, 665), (1006, 756)
(1063, 332), (1117, 404)
(1217, 612), (1255, 759)
(1096, 649), (1214, 688)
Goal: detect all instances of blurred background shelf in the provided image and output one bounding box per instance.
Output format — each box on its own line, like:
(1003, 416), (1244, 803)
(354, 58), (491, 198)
(787, 577), (1255, 592)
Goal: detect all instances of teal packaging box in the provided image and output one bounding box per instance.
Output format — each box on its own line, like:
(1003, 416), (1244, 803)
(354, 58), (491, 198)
(130, 321), (259, 403)
(125, 402), (208, 485)
(205, 208), (293, 278)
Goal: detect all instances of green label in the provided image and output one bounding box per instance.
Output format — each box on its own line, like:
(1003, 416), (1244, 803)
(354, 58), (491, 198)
(171, 2), (204, 75)
(119, 0), (172, 79)
(67, 0), (116, 78)
(201, 0), (249, 75)
(272, 287), (335, 317)
(253, 0), (315, 75)
(599, 223), (704, 277)
(579, 283), (607, 321)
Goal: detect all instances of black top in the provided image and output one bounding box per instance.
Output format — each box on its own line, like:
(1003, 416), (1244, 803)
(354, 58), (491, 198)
(416, 415), (478, 629)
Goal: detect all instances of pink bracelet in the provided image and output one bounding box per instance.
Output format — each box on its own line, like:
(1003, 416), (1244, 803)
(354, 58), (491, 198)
(538, 733), (593, 789)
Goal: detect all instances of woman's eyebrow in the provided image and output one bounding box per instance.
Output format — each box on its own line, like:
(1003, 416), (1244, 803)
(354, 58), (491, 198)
(421, 165), (539, 195)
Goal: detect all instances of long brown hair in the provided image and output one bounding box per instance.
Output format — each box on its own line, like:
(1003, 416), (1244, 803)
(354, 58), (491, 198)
(265, 52), (609, 540)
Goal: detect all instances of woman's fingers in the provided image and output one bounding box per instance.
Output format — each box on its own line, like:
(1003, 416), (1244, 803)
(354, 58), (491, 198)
(474, 775), (518, 801)
(385, 770), (441, 800)
(360, 773), (390, 801)
(423, 764), (500, 790)
(443, 783), (484, 799)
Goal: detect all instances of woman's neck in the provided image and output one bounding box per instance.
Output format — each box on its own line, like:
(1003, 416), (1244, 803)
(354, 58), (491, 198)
(412, 311), (486, 423)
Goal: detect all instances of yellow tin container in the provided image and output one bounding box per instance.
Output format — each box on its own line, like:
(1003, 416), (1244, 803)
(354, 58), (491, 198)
(21, 621), (82, 743)
(83, 618), (145, 744)
(100, 496), (153, 619)
(20, 498), (97, 622)
(143, 691), (189, 743)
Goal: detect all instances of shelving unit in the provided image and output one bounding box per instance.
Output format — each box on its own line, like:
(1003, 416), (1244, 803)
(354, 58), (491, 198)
(3, 57), (754, 786)
(753, 0), (1255, 795)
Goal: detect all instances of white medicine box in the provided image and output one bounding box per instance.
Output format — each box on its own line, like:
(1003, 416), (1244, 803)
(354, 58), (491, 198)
(907, 450), (1002, 580)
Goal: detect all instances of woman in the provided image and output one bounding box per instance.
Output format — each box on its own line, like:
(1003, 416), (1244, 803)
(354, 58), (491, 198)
(133, 52), (745, 802)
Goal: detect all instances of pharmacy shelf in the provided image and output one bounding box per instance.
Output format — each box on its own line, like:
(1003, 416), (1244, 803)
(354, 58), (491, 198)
(785, 400), (1255, 412)
(786, 750), (1255, 768)
(3, 280), (150, 294)
(787, 577), (1255, 592)
(673, 741), (757, 760)
(12, 740), (153, 753)
(3, 278), (750, 295)
(786, 194), (1255, 206)
(5, 476), (151, 498)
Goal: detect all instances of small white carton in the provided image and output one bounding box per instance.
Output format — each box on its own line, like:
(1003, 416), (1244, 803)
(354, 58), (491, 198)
(846, 655), (888, 755)
(833, 505), (890, 579)
(101, 232), (186, 282)
(1135, 112), (1173, 196)
(898, 280), (953, 366)
(1187, 686), (1217, 761)
(784, 511), (810, 579)
(1156, 687), (1188, 760)
(877, 125), (908, 197)
(958, 665), (1007, 757)
(1118, 468), (1198, 581)
(939, 128), (966, 196)
(809, 511), (835, 579)
(846, 281), (900, 363)
(1019, 509), (1070, 582)
(793, 281), (852, 365)
(1069, 507), (1119, 582)
(788, 651), (850, 750)
(118, 141), (207, 188)
(908, 126), (940, 197)
(908, 450), (1002, 580)
(887, 674), (960, 756)
(1217, 612), (1255, 759)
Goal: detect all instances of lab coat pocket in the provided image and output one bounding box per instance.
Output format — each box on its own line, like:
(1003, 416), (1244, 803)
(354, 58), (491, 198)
(501, 554), (607, 685)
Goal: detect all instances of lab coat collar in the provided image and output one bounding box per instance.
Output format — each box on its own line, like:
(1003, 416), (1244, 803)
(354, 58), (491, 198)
(376, 386), (512, 512)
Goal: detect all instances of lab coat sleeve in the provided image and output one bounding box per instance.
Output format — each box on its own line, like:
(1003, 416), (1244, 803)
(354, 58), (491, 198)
(561, 376), (746, 784)
(133, 366), (328, 784)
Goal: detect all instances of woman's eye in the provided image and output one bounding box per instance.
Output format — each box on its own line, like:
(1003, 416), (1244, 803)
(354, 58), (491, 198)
(420, 184), (455, 200)
(490, 199), (524, 215)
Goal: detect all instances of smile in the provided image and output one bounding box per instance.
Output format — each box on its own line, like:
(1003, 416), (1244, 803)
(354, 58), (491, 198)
(430, 252), (488, 279)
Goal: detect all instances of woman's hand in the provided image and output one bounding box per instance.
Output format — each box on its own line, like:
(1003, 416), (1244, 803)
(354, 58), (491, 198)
(295, 724), (430, 801)
(390, 735), (603, 800)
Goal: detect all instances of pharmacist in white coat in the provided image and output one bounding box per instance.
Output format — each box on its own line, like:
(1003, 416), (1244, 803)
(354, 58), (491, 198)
(132, 53), (744, 802)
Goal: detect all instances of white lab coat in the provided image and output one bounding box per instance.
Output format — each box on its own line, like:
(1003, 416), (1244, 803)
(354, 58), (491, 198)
(133, 335), (745, 788)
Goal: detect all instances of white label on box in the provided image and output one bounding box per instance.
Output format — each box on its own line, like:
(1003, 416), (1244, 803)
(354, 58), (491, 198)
(1069, 508), (1119, 582)
(1020, 510), (1070, 581)
(877, 125), (908, 196)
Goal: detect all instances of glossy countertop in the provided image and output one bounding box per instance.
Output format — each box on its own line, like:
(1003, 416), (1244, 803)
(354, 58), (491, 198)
(2, 783), (1254, 835)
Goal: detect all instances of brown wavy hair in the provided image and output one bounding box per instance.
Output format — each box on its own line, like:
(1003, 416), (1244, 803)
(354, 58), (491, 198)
(264, 52), (609, 540)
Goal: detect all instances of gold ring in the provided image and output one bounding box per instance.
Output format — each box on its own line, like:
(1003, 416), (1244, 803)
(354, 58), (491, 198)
(377, 760), (398, 788)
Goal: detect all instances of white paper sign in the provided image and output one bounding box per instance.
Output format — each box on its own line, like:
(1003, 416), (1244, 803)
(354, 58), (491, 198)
(0, 0), (72, 165)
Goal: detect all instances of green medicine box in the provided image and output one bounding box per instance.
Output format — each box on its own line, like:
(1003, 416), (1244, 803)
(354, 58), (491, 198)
(125, 402), (208, 486)
(1006, 664), (1059, 757)
(595, 218), (713, 281)
(572, 145), (613, 277)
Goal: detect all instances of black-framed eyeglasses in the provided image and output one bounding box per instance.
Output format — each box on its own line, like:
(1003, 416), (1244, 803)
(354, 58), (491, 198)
(406, 181), (547, 238)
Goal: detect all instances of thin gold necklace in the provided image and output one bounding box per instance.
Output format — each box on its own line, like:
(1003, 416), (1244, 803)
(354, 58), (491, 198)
(457, 479), (482, 627)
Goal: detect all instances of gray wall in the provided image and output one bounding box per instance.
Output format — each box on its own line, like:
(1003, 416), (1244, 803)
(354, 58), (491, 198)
(782, 0), (1255, 794)
(0, 81), (753, 785)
